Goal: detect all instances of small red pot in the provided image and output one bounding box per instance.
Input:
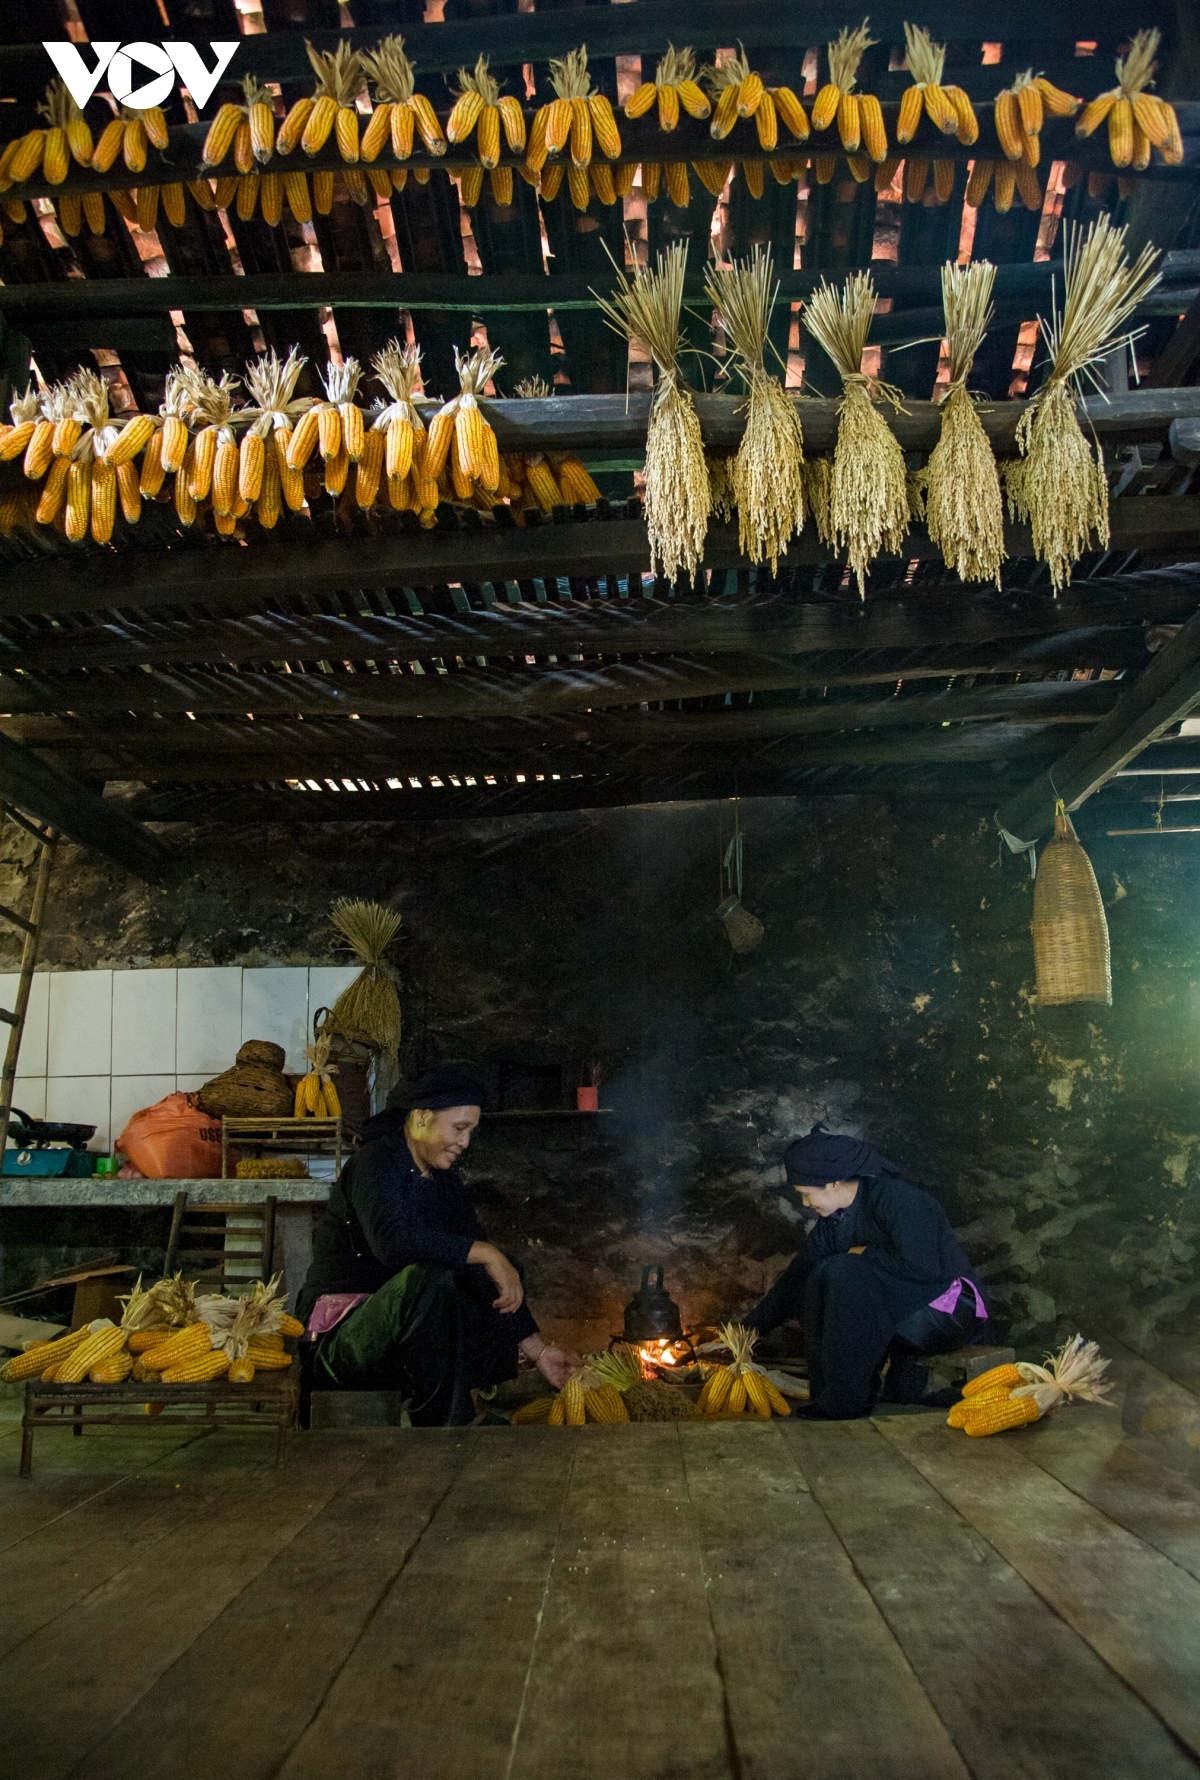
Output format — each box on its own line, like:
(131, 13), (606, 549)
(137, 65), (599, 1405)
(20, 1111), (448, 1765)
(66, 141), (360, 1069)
(576, 1085), (599, 1112)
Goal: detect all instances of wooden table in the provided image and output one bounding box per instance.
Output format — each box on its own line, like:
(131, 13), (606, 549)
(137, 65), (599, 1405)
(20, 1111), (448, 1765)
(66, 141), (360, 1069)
(19, 1367), (299, 1476)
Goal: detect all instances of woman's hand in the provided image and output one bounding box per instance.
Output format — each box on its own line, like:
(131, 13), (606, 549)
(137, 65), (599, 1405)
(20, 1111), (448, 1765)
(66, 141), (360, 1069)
(534, 1344), (580, 1391)
(469, 1242), (524, 1314)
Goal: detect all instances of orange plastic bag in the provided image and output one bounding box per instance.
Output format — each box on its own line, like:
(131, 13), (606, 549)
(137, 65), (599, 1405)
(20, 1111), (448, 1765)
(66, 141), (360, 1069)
(115, 1093), (224, 1180)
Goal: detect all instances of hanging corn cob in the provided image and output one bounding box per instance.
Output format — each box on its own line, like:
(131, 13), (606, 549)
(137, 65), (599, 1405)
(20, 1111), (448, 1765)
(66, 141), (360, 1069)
(803, 272), (908, 596)
(367, 339), (433, 513)
(201, 74), (277, 172)
(704, 247), (805, 574)
(27, 370), (131, 543)
(704, 46), (783, 154)
(294, 1033), (343, 1117)
(360, 35), (446, 185)
(445, 55), (526, 208)
(0, 80), (91, 190)
(993, 68), (1079, 171)
(922, 261), (1005, 587)
(1005, 216), (1160, 590)
(507, 375), (600, 512)
(811, 22), (885, 162)
(528, 46), (621, 213)
(286, 357), (366, 500)
(625, 44), (711, 130)
(173, 366), (246, 533)
(895, 23), (975, 144)
(424, 344), (503, 505)
(238, 347), (314, 524)
(1075, 29), (1183, 169)
(697, 1324), (791, 1417)
(594, 241), (709, 583)
(92, 101), (170, 179)
(278, 40), (366, 164)
(0, 384), (41, 463)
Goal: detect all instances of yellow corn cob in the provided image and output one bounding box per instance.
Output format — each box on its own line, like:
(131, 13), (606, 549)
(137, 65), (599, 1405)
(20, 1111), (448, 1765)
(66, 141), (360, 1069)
(710, 82), (740, 140)
(962, 1362), (1023, 1398)
(259, 171), (283, 226)
(933, 157), (956, 203)
(564, 163), (587, 209)
(752, 88), (777, 151)
(161, 182), (186, 226)
(810, 82), (841, 134)
(90, 458), (117, 543)
(1, 1326), (89, 1382)
(312, 173), (332, 216)
(1014, 159), (1042, 209)
(569, 95), (592, 168)
(339, 400), (365, 461)
(922, 84), (957, 134)
(896, 85), (924, 144)
(136, 185), (159, 232)
(238, 430), (265, 502)
(52, 415), (81, 458)
(244, 1342), (293, 1369)
(941, 85), (977, 145)
(424, 406), (456, 481)
(743, 1370), (773, 1418)
(317, 403), (342, 461)
(142, 1321), (212, 1371)
(202, 101), (242, 167)
(905, 156), (930, 201)
(187, 178), (216, 212)
(277, 95), (314, 154)
(139, 429), (165, 497)
(475, 104), (501, 169)
(665, 160), (690, 205)
(283, 172), (312, 223)
(9, 129), (46, 183)
(189, 426), (217, 500)
(0, 419), (36, 462)
(625, 80), (656, 119)
(1015, 80), (1043, 140)
(141, 106), (169, 150)
(303, 94), (338, 155)
(24, 419), (55, 480)
(354, 429), (384, 507)
(65, 459), (90, 541)
(678, 79), (710, 119)
(361, 102), (392, 161)
(993, 90), (1024, 160)
(67, 115), (93, 166)
(548, 1392), (567, 1425)
(43, 127), (68, 185)
(454, 395), (486, 480)
(512, 1395), (555, 1424)
(556, 456), (601, 503)
(41, 1363), (64, 1382)
(589, 93), (621, 159)
(1035, 76), (1079, 118)
(691, 158), (731, 196)
(763, 1378), (792, 1416)
(116, 461), (141, 523)
(293, 1077), (307, 1116)
(772, 86), (810, 143)
(90, 1350), (134, 1384)
(448, 88), (484, 143)
(323, 1076), (343, 1116)
(657, 82), (680, 131)
(858, 93), (886, 161)
(160, 413), (188, 475)
(278, 436), (306, 510)
(162, 1350), (231, 1384)
(92, 118), (125, 174)
(249, 99), (275, 164)
(697, 1366), (732, 1414)
(123, 118), (148, 173)
(1108, 97), (1133, 167)
(836, 91), (861, 153)
(279, 1313), (305, 1339)
(562, 1375), (587, 1425)
(727, 1375), (748, 1413)
(410, 93), (445, 156)
(175, 453), (198, 525)
(385, 415), (414, 480)
(287, 405), (322, 470)
(211, 175), (238, 210)
(1076, 90), (1116, 138)
(56, 1323), (126, 1384)
(228, 1357), (256, 1384)
(964, 1393), (1041, 1436)
(845, 154), (870, 182)
(127, 1327), (173, 1353)
(35, 457), (70, 525)
(965, 157), (993, 206)
(335, 106), (360, 163)
(232, 119), (254, 174)
(544, 95), (573, 155)
(497, 94), (526, 153)
(523, 457), (559, 510)
(947, 1381), (1011, 1427)
(737, 71), (764, 117)
(82, 190), (105, 233)
(584, 1383), (629, 1423)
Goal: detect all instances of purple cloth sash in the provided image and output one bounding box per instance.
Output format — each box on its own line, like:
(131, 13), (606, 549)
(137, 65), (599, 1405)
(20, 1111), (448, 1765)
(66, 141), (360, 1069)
(928, 1277), (987, 1320)
(304, 1292), (371, 1340)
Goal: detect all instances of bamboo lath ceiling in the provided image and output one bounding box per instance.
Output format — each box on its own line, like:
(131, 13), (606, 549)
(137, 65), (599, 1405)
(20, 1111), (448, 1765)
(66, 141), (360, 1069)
(0, 0), (1198, 872)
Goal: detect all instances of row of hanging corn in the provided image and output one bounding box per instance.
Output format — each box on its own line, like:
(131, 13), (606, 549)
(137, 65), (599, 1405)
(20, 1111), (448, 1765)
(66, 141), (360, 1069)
(0, 24), (1181, 243)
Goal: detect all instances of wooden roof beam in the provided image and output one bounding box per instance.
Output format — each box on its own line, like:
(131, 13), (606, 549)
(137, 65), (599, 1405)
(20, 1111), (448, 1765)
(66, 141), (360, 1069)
(0, 730), (166, 880)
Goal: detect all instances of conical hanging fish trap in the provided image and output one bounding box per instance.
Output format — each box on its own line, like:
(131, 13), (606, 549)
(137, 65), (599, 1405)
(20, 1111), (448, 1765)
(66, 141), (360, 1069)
(1031, 802), (1111, 1007)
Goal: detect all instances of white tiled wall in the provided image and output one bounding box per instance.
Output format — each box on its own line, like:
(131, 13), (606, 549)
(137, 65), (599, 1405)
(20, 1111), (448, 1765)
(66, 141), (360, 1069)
(1, 965), (359, 1151)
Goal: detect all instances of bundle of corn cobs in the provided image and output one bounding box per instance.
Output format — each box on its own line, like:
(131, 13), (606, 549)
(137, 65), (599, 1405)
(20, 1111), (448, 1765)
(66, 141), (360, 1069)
(511, 1349), (635, 1424)
(697, 1323), (792, 1417)
(294, 1034), (343, 1119)
(0, 1273), (303, 1390)
(947, 1335), (1113, 1436)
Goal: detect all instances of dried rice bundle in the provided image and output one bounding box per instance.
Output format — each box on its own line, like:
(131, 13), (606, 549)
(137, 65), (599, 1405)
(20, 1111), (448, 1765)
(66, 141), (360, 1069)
(595, 241), (709, 582)
(803, 272), (908, 595)
(804, 457), (835, 546)
(705, 246), (805, 573)
(1006, 216), (1160, 590)
(326, 899), (402, 1054)
(1075, 29), (1183, 168)
(706, 452), (736, 521)
(923, 260), (1005, 587)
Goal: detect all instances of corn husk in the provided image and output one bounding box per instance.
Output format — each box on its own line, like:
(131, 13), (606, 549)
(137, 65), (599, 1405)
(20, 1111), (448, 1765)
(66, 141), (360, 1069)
(923, 260), (1005, 586)
(587, 1346), (646, 1392)
(803, 273), (908, 594)
(594, 241), (709, 582)
(325, 898), (402, 1054)
(118, 1272), (197, 1331)
(1011, 1334), (1114, 1416)
(705, 246), (805, 573)
(1005, 217), (1160, 590)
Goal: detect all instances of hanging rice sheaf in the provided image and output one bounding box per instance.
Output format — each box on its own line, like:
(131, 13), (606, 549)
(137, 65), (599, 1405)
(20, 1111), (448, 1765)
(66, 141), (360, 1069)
(1075, 29), (1184, 168)
(1005, 215), (1160, 590)
(1031, 802), (1111, 1007)
(595, 241), (709, 583)
(811, 21), (886, 162)
(325, 900), (403, 1054)
(705, 246), (805, 573)
(802, 271), (907, 595)
(922, 260), (1005, 587)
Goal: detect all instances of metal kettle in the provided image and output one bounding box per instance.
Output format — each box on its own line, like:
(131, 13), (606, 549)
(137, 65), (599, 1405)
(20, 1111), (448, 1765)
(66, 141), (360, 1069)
(623, 1264), (683, 1342)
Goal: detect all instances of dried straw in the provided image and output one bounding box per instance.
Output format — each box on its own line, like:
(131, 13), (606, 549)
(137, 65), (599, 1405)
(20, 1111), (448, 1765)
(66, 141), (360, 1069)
(802, 272), (908, 594)
(594, 241), (709, 582)
(924, 260), (1005, 587)
(706, 453), (736, 521)
(326, 898), (402, 1054)
(705, 246), (805, 573)
(1006, 216), (1160, 590)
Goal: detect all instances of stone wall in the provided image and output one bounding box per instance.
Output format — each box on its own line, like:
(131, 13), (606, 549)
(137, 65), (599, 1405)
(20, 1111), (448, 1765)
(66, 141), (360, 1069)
(2, 796), (1198, 1357)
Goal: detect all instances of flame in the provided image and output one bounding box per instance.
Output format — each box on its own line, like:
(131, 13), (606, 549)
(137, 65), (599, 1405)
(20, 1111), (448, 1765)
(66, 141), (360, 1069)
(638, 1340), (680, 1367)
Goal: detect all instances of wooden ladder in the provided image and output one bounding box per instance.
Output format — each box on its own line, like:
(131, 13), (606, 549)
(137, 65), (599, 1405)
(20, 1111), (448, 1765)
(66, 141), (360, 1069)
(0, 806), (57, 1155)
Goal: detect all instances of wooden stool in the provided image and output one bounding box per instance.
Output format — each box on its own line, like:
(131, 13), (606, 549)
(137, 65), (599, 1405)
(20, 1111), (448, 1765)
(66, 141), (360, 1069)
(18, 1368), (299, 1477)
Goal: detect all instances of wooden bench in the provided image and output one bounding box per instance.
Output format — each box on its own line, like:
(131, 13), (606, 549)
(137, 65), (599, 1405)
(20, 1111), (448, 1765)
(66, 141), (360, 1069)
(18, 1368), (300, 1476)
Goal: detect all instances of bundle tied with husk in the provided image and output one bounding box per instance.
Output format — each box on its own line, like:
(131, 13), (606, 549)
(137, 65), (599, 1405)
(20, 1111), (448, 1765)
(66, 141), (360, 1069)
(923, 260), (1005, 586)
(1005, 216), (1160, 590)
(802, 272), (908, 595)
(118, 1272), (197, 1332)
(594, 241), (709, 582)
(705, 245), (805, 573)
(698, 1321), (791, 1417)
(1011, 1334), (1114, 1415)
(325, 899), (402, 1054)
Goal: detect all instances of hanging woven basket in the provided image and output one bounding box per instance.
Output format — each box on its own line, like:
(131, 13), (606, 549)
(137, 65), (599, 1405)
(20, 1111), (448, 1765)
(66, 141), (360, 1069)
(1031, 802), (1111, 1007)
(716, 893), (765, 954)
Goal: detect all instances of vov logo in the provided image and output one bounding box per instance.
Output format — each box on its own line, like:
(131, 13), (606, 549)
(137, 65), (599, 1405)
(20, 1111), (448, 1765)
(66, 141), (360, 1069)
(43, 41), (240, 114)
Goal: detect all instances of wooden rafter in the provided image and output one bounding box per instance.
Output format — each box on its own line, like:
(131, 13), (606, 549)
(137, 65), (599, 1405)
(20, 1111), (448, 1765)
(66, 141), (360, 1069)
(0, 731), (166, 881)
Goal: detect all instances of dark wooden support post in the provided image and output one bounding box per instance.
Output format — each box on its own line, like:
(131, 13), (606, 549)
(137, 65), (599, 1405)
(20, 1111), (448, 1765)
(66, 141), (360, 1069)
(0, 731), (168, 881)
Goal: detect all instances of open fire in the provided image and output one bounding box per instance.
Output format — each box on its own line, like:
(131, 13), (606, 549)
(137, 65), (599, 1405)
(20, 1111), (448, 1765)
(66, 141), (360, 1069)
(636, 1338), (690, 1370)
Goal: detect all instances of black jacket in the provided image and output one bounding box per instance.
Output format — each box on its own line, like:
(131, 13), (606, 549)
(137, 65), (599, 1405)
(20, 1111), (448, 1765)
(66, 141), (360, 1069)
(808, 1172), (980, 1294)
(297, 1110), (537, 1339)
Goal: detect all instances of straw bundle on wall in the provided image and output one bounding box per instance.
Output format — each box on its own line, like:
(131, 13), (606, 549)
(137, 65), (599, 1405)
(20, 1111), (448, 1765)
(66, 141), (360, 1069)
(1005, 216), (1160, 591)
(1031, 803), (1112, 1007)
(802, 272), (908, 595)
(924, 261), (1006, 587)
(705, 246), (805, 574)
(325, 899), (403, 1053)
(594, 242), (709, 582)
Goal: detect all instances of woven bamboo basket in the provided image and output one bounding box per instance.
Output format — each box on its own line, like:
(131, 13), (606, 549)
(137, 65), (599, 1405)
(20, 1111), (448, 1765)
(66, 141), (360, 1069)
(717, 894), (765, 954)
(1031, 803), (1112, 1007)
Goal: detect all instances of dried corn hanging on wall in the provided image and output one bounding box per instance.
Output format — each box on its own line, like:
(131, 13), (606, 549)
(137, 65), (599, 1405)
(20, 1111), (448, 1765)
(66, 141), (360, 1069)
(369, 338), (433, 515)
(277, 40), (366, 164)
(424, 344), (503, 506)
(624, 44), (711, 131)
(0, 79), (92, 190)
(445, 54), (525, 207)
(286, 356), (366, 499)
(239, 346), (314, 524)
(1075, 29), (1183, 169)
(294, 1033), (343, 1117)
(527, 45), (621, 212)
(202, 74), (277, 171)
(894, 23), (975, 203)
(811, 22), (884, 162)
(360, 35), (446, 175)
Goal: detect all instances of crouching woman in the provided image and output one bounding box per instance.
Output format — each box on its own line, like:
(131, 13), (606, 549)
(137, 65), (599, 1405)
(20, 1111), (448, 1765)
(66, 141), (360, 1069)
(296, 1063), (576, 1424)
(745, 1125), (988, 1420)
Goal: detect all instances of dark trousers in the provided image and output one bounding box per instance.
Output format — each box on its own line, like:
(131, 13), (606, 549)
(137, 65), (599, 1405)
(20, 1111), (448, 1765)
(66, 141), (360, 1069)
(749, 1248), (983, 1418)
(312, 1263), (526, 1426)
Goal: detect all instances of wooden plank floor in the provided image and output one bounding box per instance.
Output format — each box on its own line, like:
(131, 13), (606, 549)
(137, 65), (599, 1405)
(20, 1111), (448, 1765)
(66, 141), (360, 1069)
(1, 1371), (1199, 1780)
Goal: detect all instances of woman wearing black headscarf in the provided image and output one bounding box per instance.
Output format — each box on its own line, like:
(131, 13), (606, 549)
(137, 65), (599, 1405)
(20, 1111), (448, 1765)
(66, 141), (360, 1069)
(744, 1126), (987, 1419)
(297, 1062), (577, 1424)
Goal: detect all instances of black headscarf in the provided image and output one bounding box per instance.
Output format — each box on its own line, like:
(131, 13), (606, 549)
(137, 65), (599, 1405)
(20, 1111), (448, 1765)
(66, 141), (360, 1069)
(783, 1123), (902, 1187)
(386, 1062), (487, 1113)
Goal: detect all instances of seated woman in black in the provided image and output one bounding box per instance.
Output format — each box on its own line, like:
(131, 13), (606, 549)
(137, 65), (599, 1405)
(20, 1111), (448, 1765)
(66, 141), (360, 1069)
(745, 1125), (987, 1420)
(297, 1063), (577, 1424)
